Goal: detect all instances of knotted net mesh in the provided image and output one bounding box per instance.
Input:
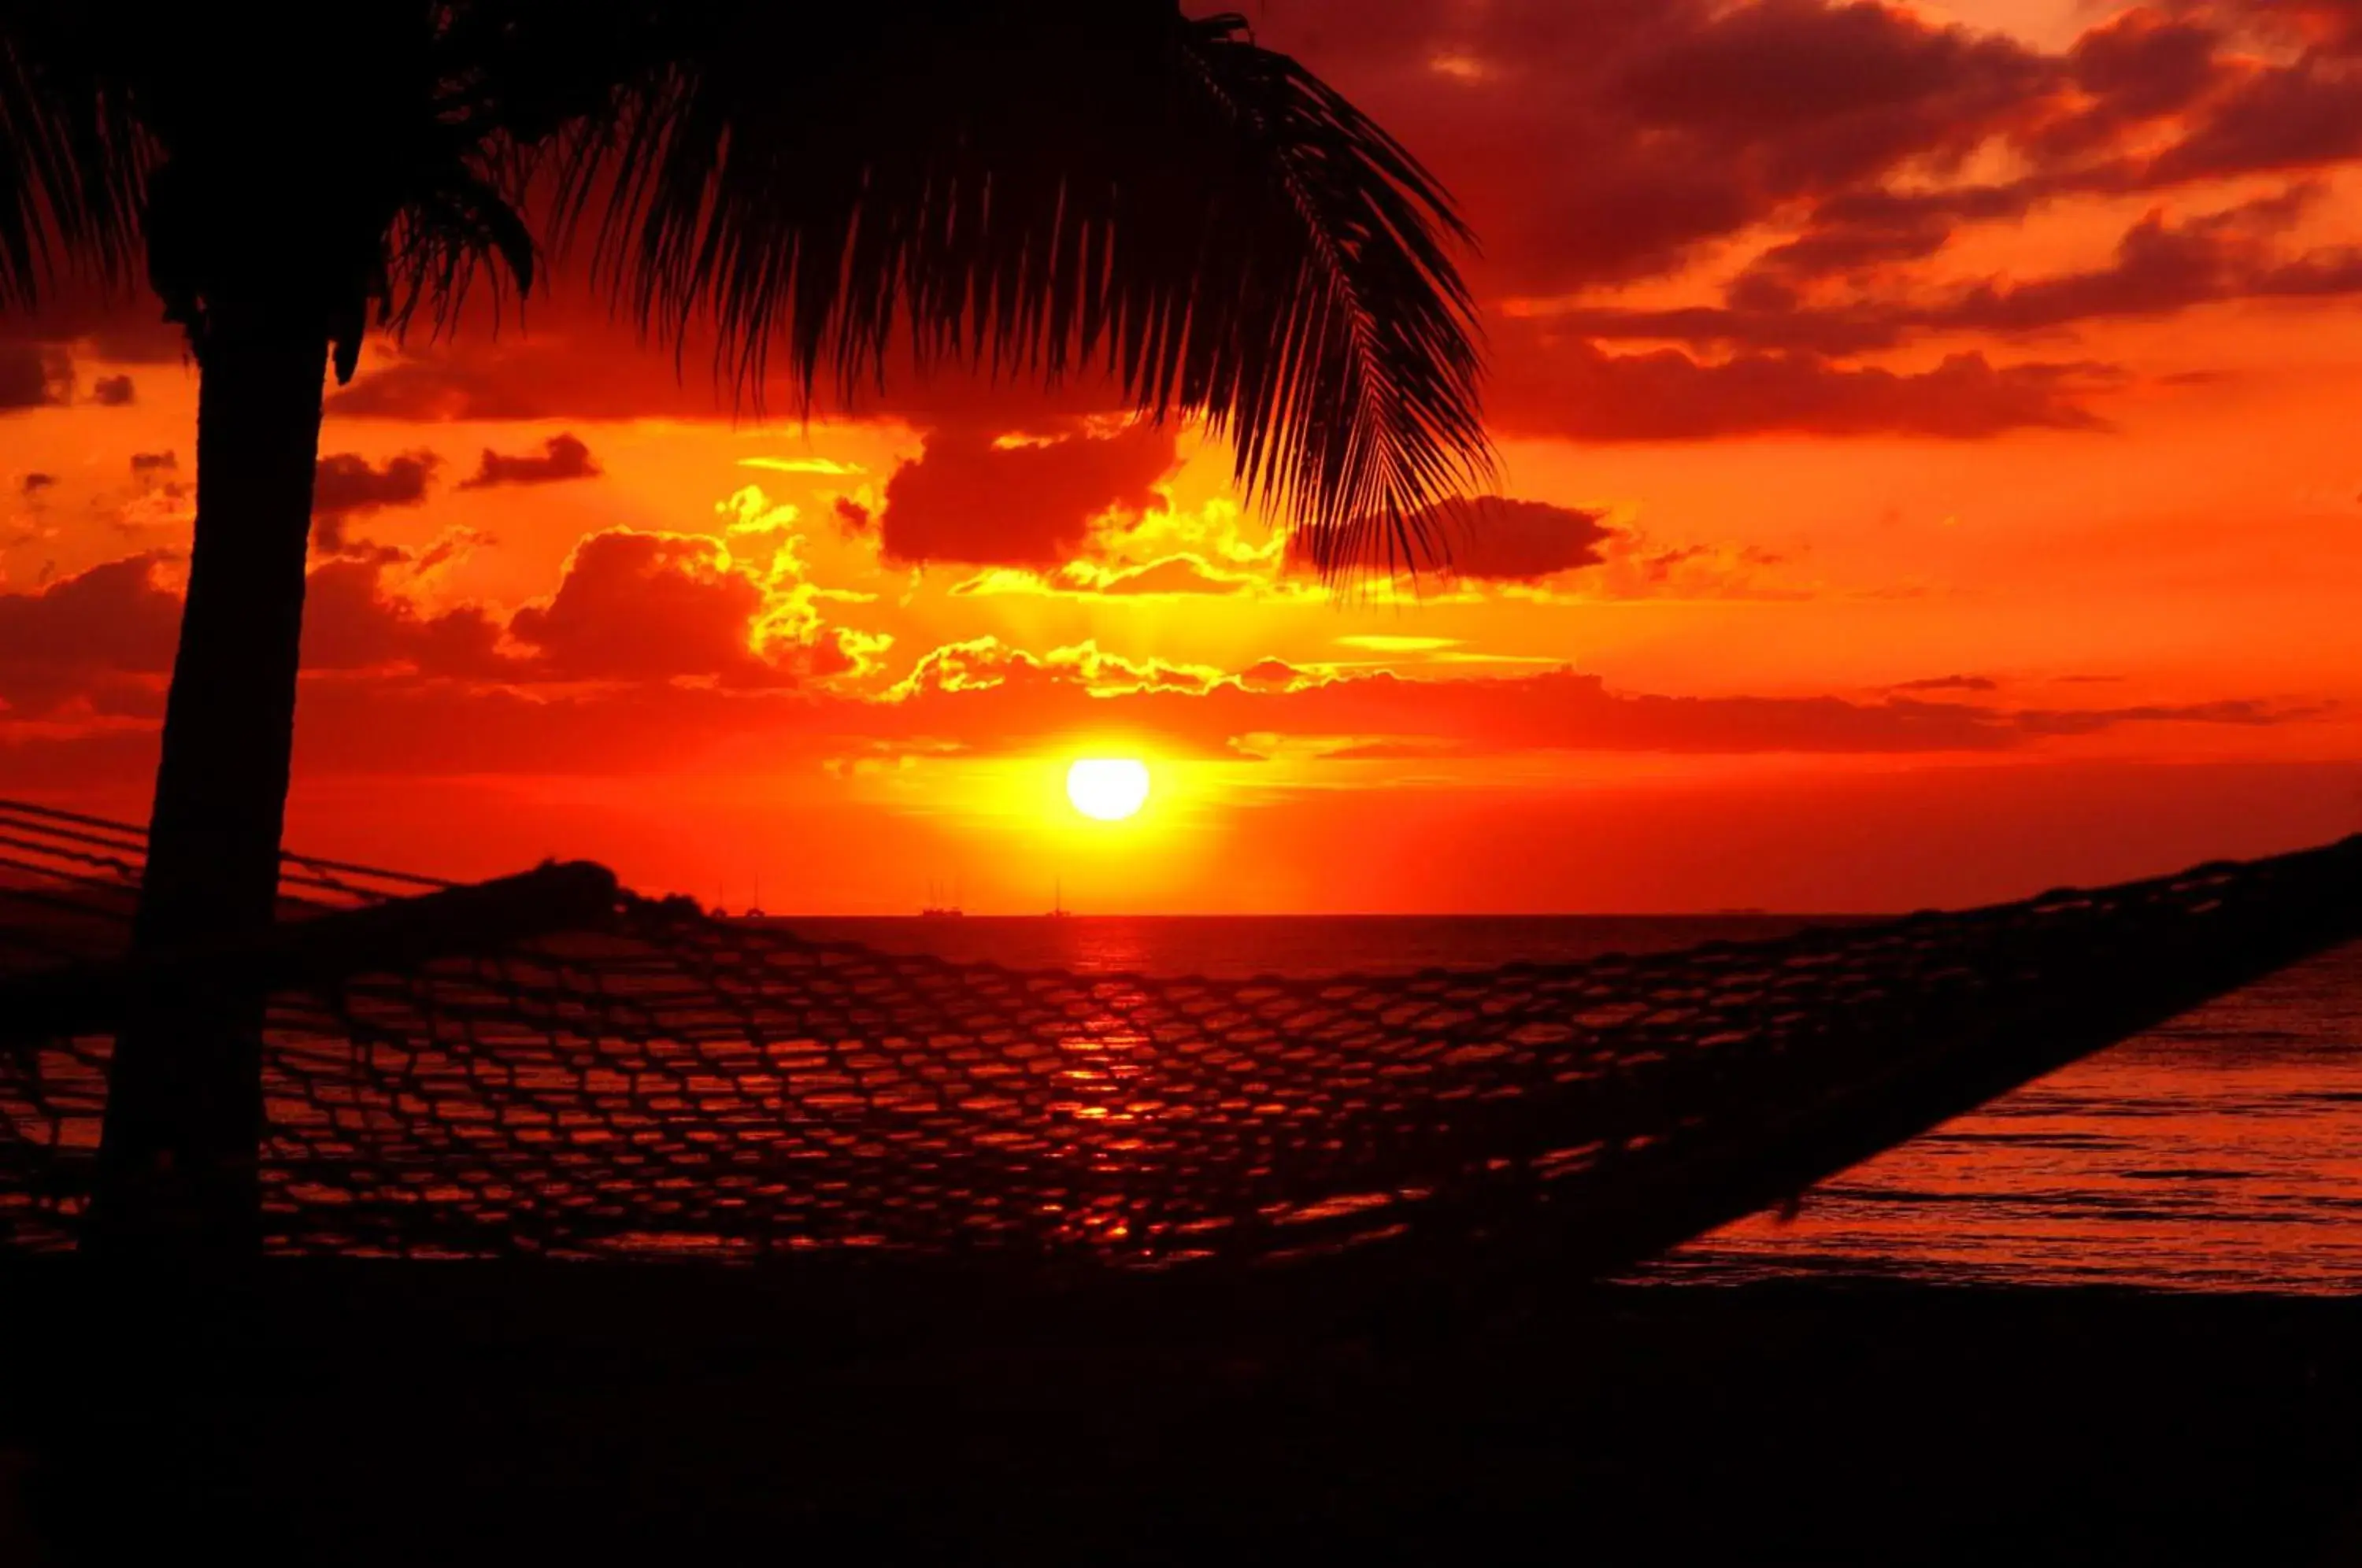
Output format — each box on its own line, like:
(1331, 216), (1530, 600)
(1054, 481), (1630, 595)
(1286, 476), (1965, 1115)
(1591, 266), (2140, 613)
(2, 798), (2358, 1274)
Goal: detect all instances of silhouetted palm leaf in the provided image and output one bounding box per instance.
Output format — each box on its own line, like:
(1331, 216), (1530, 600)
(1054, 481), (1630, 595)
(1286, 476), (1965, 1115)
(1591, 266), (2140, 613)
(543, 2), (1491, 575)
(0, 17), (146, 311)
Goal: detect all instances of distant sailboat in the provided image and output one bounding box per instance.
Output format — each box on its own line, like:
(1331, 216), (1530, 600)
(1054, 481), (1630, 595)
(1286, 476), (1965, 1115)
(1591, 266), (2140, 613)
(1046, 877), (1072, 919)
(920, 877), (964, 919)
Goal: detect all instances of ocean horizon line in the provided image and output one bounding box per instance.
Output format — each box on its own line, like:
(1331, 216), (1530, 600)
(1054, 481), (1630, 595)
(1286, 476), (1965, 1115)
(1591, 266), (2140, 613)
(739, 907), (1896, 923)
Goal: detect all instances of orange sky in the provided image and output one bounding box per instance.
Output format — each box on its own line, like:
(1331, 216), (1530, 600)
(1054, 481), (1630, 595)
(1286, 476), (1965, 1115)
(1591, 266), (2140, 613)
(6, 0), (2362, 913)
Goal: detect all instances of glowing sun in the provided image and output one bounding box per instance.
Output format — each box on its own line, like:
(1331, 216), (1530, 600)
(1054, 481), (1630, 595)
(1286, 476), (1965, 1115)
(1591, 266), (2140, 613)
(1067, 757), (1151, 822)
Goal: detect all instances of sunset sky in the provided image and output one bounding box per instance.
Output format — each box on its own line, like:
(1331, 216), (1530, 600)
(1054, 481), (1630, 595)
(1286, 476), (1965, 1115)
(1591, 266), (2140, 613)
(6, 0), (2362, 912)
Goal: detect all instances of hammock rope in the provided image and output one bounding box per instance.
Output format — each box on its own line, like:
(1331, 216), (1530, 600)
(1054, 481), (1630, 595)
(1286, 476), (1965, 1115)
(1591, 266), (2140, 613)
(2, 801), (2357, 1281)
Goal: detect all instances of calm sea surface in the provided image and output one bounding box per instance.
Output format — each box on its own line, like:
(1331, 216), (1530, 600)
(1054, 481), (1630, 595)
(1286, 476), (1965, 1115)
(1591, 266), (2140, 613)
(779, 913), (2362, 1294)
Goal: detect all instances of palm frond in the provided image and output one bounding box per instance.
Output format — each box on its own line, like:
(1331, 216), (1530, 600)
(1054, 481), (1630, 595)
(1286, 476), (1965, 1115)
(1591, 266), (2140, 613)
(549, 1), (1493, 576)
(88, 3), (540, 379)
(0, 13), (148, 314)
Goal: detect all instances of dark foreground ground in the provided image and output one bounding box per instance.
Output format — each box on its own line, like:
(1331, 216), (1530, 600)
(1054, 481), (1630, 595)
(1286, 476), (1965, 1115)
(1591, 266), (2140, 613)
(5, 1264), (2361, 1566)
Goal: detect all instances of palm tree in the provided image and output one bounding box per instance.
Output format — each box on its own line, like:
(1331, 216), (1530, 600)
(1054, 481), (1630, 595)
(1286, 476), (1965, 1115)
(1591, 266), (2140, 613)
(0, 0), (1490, 1252)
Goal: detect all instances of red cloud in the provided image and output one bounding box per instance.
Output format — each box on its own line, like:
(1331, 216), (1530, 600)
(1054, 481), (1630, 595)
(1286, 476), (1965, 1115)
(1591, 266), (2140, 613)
(313, 450), (441, 552)
(0, 271), (184, 364)
(510, 531), (771, 682)
(1547, 186), (2360, 357)
(1089, 557), (1257, 597)
(2213, 0), (2362, 50)
(1409, 497), (1617, 582)
(1272, 0), (2349, 293)
(878, 420), (1177, 568)
(952, 554), (1262, 600)
(1490, 339), (2115, 442)
(325, 330), (724, 423)
(890, 637), (1222, 700)
(1241, 0), (2362, 427)
(0, 503), (913, 768)
(314, 450), (438, 515)
(457, 433), (602, 490)
(1936, 189), (2355, 334)
(2160, 70), (2362, 183)
(506, 528), (842, 686)
(0, 550), (510, 710)
(1738, 212), (1956, 295)
(1238, 657), (1322, 690)
(324, 312), (1129, 429)
(1247, 0), (2071, 296)
(2040, 10), (2230, 159)
(299, 558), (507, 679)
(0, 346), (70, 412)
(1610, 0), (2053, 172)
(0, 531), (876, 719)
(0, 553), (180, 715)
(1889, 675), (2000, 695)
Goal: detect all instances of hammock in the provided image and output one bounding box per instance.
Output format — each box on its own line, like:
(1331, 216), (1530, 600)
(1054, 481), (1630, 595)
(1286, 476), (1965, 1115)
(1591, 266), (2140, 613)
(2, 798), (2358, 1292)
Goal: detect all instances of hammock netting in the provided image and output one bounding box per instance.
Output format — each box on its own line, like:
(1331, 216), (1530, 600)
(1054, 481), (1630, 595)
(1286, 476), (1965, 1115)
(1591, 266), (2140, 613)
(2, 798), (2359, 1280)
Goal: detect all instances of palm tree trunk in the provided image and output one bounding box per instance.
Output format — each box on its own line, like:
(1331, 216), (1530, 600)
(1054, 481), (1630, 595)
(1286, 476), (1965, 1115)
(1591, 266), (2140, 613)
(87, 299), (329, 1257)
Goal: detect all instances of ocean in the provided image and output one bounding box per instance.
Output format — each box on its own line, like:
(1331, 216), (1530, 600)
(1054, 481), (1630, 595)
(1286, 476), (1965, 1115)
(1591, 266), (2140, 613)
(777, 913), (2362, 1294)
